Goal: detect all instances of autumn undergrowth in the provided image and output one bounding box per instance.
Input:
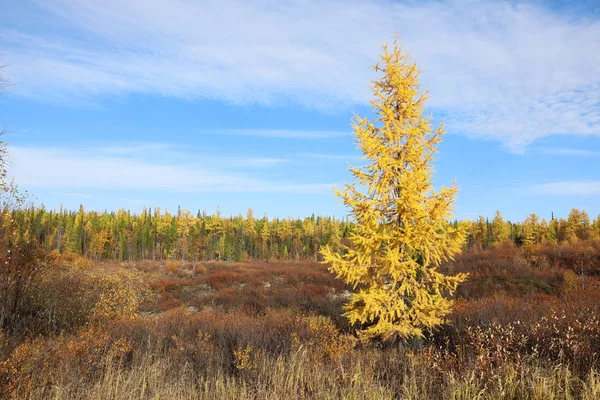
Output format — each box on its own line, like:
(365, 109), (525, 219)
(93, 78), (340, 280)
(1, 241), (599, 399)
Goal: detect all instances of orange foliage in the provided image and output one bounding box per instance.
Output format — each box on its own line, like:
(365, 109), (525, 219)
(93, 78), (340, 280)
(2, 245), (600, 397)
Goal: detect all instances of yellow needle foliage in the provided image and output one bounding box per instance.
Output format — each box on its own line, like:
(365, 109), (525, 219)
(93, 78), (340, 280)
(321, 39), (468, 341)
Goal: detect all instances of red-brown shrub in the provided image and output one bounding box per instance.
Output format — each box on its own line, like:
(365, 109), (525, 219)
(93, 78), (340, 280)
(203, 270), (245, 289)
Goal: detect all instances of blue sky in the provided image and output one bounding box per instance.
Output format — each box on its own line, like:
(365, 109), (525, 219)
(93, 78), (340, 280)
(0, 0), (599, 221)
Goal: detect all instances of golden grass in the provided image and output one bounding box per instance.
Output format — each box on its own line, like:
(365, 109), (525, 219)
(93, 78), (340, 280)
(2, 244), (600, 399)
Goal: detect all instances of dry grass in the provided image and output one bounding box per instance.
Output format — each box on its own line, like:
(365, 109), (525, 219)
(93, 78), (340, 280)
(1, 241), (600, 399)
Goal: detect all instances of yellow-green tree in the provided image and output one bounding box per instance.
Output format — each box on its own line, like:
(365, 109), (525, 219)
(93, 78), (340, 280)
(593, 215), (600, 238)
(320, 39), (467, 341)
(522, 213), (541, 247)
(470, 215), (488, 250)
(566, 208), (592, 242)
(491, 210), (510, 244)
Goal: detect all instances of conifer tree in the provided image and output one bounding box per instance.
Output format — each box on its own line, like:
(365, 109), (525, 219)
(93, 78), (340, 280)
(491, 210), (510, 244)
(320, 39), (467, 341)
(260, 216), (270, 262)
(567, 208), (592, 242)
(593, 216), (600, 239)
(522, 213), (541, 247)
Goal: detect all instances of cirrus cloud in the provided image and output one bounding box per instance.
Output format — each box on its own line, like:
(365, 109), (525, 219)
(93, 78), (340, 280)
(531, 180), (600, 195)
(1, 0), (599, 151)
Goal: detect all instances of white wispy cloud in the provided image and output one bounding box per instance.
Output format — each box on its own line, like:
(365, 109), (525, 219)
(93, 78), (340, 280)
(535, 147), (600, 157)
(99, 143), (175, 155)
(233, 158), (290, 168)
(213, 129), (350, 139)
(302, 153), (362, 161)
(38, 141), (291, 167)
(1, 0), (599, 150)
(531, 181), (600, 195)
(50, 192), (92, 198)
(117, 197), (149, 205)
(8, 145), (330, 193)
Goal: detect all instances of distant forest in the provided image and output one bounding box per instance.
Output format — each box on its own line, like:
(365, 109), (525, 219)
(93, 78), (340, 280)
(9, 206), (600, 262)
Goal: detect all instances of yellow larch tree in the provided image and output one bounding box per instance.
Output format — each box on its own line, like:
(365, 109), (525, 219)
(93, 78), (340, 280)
(320, 39), (467, 341)
(522, 213), (541, 247)
(491, 210), (510, 244)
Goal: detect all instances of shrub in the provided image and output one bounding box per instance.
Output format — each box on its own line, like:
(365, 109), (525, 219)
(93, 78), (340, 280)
(165, 259), (179, 274)
(25, 266), (150, 333)
(58, 251), (93, 270)
(0, 233), (58, 332)
(233, 344), (257, 372)
(203, 270), (245, 289)
(292, 315), (355, 366)
(0, 326), (133, 398)
(194, 264), (207, 275)
(561, 269), (580, 295)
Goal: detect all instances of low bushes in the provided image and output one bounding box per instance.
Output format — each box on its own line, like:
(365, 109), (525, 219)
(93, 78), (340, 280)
(1, 242), (600, 399)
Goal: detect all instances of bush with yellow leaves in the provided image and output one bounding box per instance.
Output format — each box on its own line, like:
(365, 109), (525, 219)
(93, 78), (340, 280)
(233, 344), (257, 372)
(0, 326), (133, 398)
(26, 265), (150, 333)
(165, 259), (180, 274)
(57, 250), (93, 270)
(292, 315), (355, 366)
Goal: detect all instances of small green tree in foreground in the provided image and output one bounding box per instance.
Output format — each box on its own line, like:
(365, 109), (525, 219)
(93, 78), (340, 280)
(320, 39), (468, 341)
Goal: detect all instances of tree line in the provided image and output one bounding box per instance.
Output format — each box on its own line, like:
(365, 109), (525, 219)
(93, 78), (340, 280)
(465, 209), (600, 250)
(13, 206), (349, 262)
(7, 205), (600, 262)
